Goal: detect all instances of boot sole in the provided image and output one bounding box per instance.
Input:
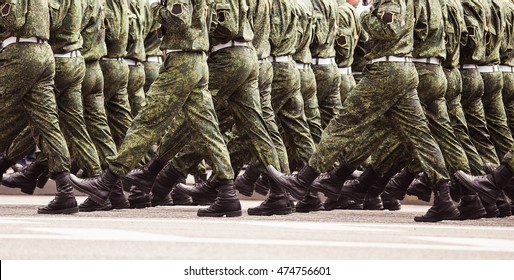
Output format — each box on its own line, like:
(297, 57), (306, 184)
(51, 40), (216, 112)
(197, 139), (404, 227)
(295, 206), (325, 213)
(79, 205), (113, 212)
(454, 208), (487, 220)
(454, 172), (499, 205)
(38, 206), (79, 215)
(2, 181), (36, 195)
(248, 207), (293, 216)
(197, 210), (243, 217)
(414, 209), (460, 222)
(72, 183), (110, 205)
(129, 202), (151, 209)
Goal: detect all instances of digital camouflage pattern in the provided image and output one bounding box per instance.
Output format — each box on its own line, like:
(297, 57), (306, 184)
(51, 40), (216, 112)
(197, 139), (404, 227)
(459, 0), (500, 165)
(126, 0), (148, 116)
(336, 1), (359, 102)
(310, 0), (451, 188)
(142, 0), (162, 92)
(500, 0), (514, 137)
(294, 0), (322, 146)
(479, 0), (513, 160)
(0, 0), (71, 176)
(311, 0), (342, 128)
(81, 0), (117, 170)
(101, 0), (133, 148)
(108, 1), (233, 181)
(269, 0), (315, 168)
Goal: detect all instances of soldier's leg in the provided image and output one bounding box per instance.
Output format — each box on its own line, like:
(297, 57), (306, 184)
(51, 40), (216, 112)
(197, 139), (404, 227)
(54, 57), (101, 176)
(502, 72), (514, 136)
(312, 64), (342, 128)
(300, 68), (322, 144)
(460, 68), (500, 165)
(445, 68), (484, 175)
(270, 61), (315, 168)
(339, 72), (357, 104)
(100, 60), (133, 148)
(143, 59), (162, 93)
(416, 64), (471, 175)
(481, 72), (513, 159)
(82, 61), (118, 168)
(127, 64), (146, 117)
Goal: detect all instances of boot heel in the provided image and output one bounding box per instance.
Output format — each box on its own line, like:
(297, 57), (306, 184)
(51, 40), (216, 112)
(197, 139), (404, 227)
(225, 210), (243, 217)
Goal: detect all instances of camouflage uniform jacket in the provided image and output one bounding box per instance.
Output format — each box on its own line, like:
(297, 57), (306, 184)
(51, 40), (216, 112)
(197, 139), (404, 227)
(310, 0), (338, 58)
(270, 0), (298, 56)
(442, 0), (467, 69)
(412, 0), (446, 60)
(126, 0), (147, 61)
(460, 0), (490, 64)
(481, 0), (506, 65)
(81, 0), (108, 61)
(293, 0), (315, 64)
(210, 0), (254, 46)
(104, 0), (129, 57)
(500, 0), (514, 66)
(249, 0), (271, 59)
(0, 0), (50, 41)
(335, 1), (361, 68)
(360, 0), (415, 59)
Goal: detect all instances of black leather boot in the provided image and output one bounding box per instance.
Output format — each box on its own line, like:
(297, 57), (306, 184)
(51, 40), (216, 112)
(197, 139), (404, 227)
(406, 173), (433, 202)
(150, 164), (183, 201)
(36, 170), (50, 189)
(383, 168), (416, 201)
(380, 191), (401, 211)
(496, 191), (512, 218)
(197, 180), (242, 217)
(248, 193), (293, 216)
(170, 177), (193, 205)
(175, 180), (218, 204)
(69, 168), (119, 204)
(266, 165), (320, 200)
(0, 153), (14, 176)
(310, 163), (355, 199)
(109, 181), (130, 209)
(364, 170), (395, 210)
(339, 166), (380, 205)
(295, 191), (324, 213)
(254, 175), (270, 196)
(127, 185), (151, 208)
(79, 197), (113, 212)
(235, 164), (260, 197)
(2, 160), (48, 195)
(323, 197), (362, 211)
(455, 164), (514, 205)
(121, 157), (166, 193)
(414, 180), (459, 222)
(455, 195), (487, 220)
(38, 173), (79, 214)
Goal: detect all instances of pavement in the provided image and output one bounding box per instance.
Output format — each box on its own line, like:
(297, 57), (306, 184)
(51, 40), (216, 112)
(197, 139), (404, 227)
(1, 194), (514, 260)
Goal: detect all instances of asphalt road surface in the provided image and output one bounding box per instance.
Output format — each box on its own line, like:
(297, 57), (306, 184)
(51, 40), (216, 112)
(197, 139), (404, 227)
(1, 195), (513, 260)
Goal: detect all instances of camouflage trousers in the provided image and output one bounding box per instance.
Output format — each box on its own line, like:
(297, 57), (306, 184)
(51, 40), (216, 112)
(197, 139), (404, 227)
(300, 67), (322, 144)
(127, 63), (146, 117)
(100, 60), (133, 148)
(339, 72), (357, 103)
(7, 56), (102, 176)
(502, 72), (514, 137)
(460, 68), (500, 165)
(143, 60), (162, 93)
(107, 51), (233, 180)
(225, 60), (290, 173)
(271, 60), (315, 169)
(159, 47), (280, 178)
(309, 62), (450, 186)
(481, 72), (513, 160)
(0, 43), (70, 176)
(367, 63), (471, 179)
(81, 60), (117, 169)
(444, 67), (484, 175)
(312, 63), (342, 128)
